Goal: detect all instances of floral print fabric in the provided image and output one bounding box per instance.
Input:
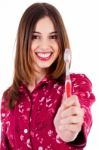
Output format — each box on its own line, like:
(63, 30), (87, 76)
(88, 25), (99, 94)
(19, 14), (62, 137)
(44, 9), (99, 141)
(1, 73), (95, 150)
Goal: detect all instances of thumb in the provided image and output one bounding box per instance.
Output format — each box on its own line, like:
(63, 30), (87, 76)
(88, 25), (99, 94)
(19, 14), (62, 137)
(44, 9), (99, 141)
(61, 92), (66, 103)
(61, 92), (71, 107)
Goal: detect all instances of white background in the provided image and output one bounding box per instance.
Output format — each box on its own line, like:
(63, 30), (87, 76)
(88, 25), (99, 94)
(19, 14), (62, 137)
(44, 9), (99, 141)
(0, 0), (99, 149)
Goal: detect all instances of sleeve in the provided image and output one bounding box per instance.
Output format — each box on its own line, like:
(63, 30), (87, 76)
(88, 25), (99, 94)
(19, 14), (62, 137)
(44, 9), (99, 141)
(69, 74), (96, 148)
(0, 95), (10, 150)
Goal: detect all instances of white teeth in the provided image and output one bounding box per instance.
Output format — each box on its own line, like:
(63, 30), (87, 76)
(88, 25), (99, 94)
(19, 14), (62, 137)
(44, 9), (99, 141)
(36, 52), (52, 58)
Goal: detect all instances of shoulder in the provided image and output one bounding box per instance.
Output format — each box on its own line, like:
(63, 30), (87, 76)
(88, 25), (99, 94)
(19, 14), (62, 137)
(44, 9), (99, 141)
(51, 73), (93, 91)
(1, 87), (11, 121)
(70, 73), (95, 108)
(70, 73), (92, 91)
(70, 73), (92, 83)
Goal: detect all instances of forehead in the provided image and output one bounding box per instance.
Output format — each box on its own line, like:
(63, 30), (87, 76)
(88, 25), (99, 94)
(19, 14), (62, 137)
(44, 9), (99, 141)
(35, 16), (55, 32)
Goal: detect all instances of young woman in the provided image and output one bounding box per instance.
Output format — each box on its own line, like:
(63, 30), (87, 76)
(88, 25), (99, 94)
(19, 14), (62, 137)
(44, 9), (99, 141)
(1, 2), (95, 150)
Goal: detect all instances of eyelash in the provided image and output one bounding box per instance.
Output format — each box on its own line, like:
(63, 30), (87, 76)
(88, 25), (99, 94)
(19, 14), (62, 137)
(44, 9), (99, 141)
(49, 35), (58, 39)
(32, 35), (40, 39)
(31, 35), (58, 40)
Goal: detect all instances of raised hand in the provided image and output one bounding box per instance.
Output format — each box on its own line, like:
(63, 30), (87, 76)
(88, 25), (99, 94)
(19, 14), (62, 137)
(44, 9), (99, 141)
(54, 94), (84, 142)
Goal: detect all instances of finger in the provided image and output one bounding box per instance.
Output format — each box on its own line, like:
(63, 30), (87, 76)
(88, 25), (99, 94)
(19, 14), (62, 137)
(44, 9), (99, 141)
(61, 95), (80, 110)
(59, 123), (82, 132)
(61, 106), (84, 118)
(60, 115), (84, 125)
(55, 104), (64, 120)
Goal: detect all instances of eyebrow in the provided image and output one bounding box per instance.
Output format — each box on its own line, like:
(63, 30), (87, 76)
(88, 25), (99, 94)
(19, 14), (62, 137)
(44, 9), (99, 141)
(32, 31), (58, 35)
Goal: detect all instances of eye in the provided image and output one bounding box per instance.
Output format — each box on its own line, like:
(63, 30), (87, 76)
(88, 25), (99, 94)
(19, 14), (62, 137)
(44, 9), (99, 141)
(49, 34), (58, 39)
(32, 35), (40, 40)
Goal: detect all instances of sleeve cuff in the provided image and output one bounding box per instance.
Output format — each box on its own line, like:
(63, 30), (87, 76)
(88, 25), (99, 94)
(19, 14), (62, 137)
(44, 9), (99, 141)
(68, 125), (86, 148)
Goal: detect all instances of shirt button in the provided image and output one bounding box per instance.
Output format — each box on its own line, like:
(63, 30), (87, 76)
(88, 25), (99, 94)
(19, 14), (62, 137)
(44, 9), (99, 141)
(24, 129), (28, 133)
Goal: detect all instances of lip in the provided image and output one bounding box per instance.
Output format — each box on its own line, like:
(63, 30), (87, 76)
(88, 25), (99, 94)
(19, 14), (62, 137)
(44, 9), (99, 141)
(35, 52), (52, 61)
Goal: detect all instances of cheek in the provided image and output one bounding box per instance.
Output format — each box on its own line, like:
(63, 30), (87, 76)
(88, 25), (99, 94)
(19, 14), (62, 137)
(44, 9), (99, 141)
(53, 43), (59, 55)
(31, 40), (59, 53)
(31, 42), (38, 52)
(51, 41), (59, 50)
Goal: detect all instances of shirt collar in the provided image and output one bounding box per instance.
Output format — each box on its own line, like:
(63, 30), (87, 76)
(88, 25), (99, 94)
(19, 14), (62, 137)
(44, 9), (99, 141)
(18, 75), (50, 93)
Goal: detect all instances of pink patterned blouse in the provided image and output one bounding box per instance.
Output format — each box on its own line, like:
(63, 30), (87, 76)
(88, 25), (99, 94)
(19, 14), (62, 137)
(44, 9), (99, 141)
(1, 73), (95, 150)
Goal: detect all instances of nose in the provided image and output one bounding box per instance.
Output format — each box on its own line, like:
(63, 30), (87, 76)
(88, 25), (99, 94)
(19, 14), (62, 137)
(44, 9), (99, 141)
(39, 38), (50, 49)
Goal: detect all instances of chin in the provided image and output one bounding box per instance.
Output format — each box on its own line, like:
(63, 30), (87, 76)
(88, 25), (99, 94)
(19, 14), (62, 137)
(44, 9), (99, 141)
(38, 62), (53, 68)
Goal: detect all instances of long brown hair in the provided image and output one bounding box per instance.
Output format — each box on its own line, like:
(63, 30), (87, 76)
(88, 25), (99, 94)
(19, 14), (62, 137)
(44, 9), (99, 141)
(4, 2), (70, 109)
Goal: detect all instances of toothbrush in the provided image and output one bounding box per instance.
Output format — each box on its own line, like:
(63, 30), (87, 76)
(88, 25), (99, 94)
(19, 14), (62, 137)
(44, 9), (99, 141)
(64, 48), (71, 99)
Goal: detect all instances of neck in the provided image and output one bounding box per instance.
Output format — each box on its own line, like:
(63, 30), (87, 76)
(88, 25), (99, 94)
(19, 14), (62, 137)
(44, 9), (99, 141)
(27, 70), (46, 92)
(34, 70), (46, 84)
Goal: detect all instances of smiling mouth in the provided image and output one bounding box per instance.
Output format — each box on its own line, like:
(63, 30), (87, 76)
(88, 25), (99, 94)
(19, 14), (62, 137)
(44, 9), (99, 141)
(35, 52), (53, 61)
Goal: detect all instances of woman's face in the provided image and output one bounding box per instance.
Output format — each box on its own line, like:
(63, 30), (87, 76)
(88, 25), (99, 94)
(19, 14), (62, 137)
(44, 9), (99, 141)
(31, 16), (59, 72)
